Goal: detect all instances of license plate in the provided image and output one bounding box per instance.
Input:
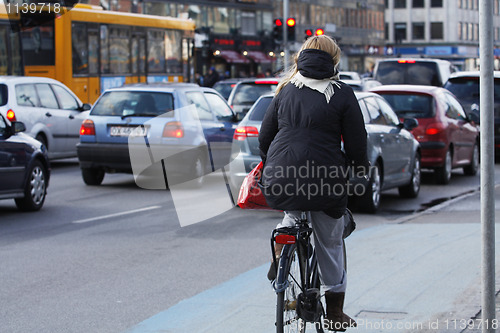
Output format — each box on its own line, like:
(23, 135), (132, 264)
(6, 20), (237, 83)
(110, 126), (148, 137)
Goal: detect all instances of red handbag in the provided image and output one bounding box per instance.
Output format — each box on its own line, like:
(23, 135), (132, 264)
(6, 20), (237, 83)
(237, 161), (270, 209)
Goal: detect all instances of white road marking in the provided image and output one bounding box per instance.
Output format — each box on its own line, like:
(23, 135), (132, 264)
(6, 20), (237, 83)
(72, 205), (161, 224)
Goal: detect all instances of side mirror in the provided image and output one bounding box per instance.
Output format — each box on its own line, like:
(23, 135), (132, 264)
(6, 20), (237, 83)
(81, 103), (92, 111)
(11, 121), (26, 134)
(402, 118), (419, 131)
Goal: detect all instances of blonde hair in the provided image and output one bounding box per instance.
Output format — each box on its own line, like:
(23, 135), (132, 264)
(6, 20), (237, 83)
(275, 35), (341, 95)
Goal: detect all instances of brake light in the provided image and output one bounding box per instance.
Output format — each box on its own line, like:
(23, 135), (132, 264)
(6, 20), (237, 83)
(163, 121), (184, 138)
(397, 60), (416, 64)
(275, 234), (296, 244)
(6, 109), (16, 121)
(425, 123), (445, 135)
(233, 126), (259, 141)
(80, 119), (95, 135)
(255, 81), (279, 84)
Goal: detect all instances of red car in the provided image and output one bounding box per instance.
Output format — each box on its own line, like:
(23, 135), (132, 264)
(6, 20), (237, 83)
(371, 85), (479, 184)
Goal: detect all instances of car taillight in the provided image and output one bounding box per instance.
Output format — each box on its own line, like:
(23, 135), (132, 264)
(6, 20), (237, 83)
(163, 121), (184, 138)
(80, 119), (95, 135)
(425, 123), (445, 135)
(6, 109), (16, 121)
(233, 126), (259, 141)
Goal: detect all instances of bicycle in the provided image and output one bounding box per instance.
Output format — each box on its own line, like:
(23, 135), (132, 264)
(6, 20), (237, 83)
(271, 210), (352, 333)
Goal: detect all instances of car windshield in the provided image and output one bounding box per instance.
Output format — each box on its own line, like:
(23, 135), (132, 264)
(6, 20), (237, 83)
(445, 77), (500, 101)
(233, 82), (278, 104)
(0, 84), (7, 106)
(248, 97), (273, 121)
(213, 82), (236, 100)
(378, 93), (435, 118)
(91, 91), (174, 117)
(375, 61), (442, 86)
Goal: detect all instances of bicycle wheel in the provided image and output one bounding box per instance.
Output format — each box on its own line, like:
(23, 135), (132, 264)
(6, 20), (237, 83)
(276, 245), (306, 333)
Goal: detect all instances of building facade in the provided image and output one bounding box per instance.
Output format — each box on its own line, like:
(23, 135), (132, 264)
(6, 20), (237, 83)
(384, 0), (500, 70)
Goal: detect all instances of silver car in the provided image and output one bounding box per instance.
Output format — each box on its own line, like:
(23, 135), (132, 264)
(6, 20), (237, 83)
(229, 92), (421, 213)
(0, 76), (91, 160)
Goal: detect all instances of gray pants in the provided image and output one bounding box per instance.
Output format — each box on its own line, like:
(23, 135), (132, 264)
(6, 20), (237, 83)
(277, 211), (346, 293)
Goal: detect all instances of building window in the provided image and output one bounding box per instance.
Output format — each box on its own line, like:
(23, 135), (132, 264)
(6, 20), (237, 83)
(385, 23), (389, 40)
(458, 22), (462, 40)
(394, 0), (406, 8)
(431, 0), (443, 7)
(395, 23), (407, 43)
(413, 0), (424, 8)
(412, 22), (425, 40)
(430, 22), (443, 39)
(240, 11), (256, 36)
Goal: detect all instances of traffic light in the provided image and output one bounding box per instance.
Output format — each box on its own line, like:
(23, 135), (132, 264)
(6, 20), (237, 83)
(304, 29), (313, 40)
(286, 17), (296, 42)
(315, 28), (324, 36)
(273, 18), (283, 42)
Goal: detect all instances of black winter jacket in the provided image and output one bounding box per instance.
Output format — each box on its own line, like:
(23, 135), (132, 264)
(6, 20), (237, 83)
(258, 49), (369, 218)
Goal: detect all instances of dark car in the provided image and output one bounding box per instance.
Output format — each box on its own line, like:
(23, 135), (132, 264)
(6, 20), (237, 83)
(373, 58), (456, 87)
(444, 71), (500, 154)
(77, 83), (238, 187)
(0, 114), (50, 211)
(371, 85), (480, 184)
(229, 92), (421, 213)
(227, 78), (279, 118)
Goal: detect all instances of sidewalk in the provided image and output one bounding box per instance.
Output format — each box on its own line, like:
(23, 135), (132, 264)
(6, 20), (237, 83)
(124, 187), (500, 333)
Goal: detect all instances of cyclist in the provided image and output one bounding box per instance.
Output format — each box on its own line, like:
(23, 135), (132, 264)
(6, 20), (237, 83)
(259, 35), (369, 331)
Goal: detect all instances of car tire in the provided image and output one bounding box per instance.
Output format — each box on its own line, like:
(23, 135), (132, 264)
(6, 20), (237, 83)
(81, 167), (105, 186)
(463, 142), (479, 176)
(359, 161), (381, 214)
(435, 149), (452, 185)
(15, 160), (48, 211)
(398, 153), (421, 198)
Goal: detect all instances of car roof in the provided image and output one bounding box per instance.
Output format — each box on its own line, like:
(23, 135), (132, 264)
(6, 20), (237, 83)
(376, 58), (452, 64)
(448, 71), (500, 79)
(104, 82), (206, 93)
(355, 91), (383, 99)
(369, 84), (444, 94)
(0, 75), (64, 84)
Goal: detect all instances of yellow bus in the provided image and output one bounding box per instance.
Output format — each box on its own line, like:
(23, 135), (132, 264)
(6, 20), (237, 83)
(0, 4), (23, 76)
(1, 3), (195, 104)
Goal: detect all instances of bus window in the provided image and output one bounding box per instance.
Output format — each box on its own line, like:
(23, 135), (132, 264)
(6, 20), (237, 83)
(0, 26), (8, 75)
(72, 23), (88, 75)
(165, 30), (182, 74)
(109, 26), (130, 74)
(88, 30), (99, 74)
(21, 23), (54, 66)
(100, 25), (109, 74)
(10, 28), (22, 75)
(148, 30), (165, 73)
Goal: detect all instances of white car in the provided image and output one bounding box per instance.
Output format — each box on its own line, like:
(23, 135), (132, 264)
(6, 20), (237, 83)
(0, 76), (91, 159)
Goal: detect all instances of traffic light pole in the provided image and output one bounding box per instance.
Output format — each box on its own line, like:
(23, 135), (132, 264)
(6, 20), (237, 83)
(283, 0), (289, 72)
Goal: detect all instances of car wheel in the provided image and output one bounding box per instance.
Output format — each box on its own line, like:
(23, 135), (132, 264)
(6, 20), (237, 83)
(359, 162), (381, 213)
(15, 160), (48, 211)
(398, 153), (421, 198)
(81, 167), (105, 185)
(463, 142), (479, 176)
(435, 149), (452, 185)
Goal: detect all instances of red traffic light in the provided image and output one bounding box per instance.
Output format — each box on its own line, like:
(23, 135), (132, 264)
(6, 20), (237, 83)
(305, 29), (313, 37)
(286, 18), (296, 27)
(315, 28), (324, 36)
(275, 18), (283, 26)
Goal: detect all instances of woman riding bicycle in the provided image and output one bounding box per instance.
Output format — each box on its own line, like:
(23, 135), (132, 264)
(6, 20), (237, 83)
(259, 35), (369, 331)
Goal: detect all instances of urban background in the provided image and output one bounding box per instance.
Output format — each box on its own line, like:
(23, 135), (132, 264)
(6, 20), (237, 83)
(77, 0), (500, 80)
